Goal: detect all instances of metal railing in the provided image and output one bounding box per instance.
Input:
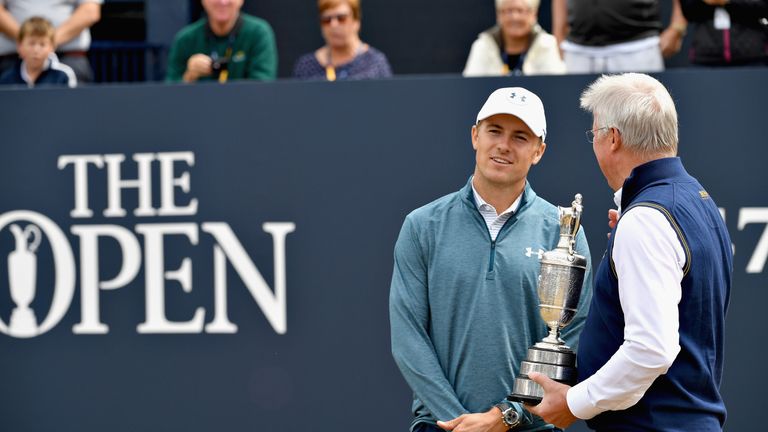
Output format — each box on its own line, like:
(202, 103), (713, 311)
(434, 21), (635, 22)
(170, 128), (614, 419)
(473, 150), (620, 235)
(88, 41), (166, 83)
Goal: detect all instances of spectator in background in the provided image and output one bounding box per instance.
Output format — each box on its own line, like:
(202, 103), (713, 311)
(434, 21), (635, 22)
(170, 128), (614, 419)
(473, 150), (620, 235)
(166, 0), (277, 83)
(0, 0), (101, 83)
(552, 0), (688, 73)
(463, 0), (565, 77)
(0, 16), (76, 87)
(681, 0), (768, 66)
(293, 0), (391, 81)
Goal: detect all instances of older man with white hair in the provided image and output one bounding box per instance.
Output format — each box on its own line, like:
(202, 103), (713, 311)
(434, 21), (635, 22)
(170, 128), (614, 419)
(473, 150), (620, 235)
(526, 73), (732, 432)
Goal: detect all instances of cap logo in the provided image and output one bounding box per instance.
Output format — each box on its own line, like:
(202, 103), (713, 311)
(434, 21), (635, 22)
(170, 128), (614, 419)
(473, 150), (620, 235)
(508, 91), (528, 105)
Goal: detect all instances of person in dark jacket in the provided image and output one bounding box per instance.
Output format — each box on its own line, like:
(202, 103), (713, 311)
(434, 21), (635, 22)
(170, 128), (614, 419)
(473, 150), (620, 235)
(0, 16), (76, 88)
(681, 0), (768, 66)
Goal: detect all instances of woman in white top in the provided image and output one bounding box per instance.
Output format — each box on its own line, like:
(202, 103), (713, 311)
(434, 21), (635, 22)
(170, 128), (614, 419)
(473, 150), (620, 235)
(463, 0), (565, 76)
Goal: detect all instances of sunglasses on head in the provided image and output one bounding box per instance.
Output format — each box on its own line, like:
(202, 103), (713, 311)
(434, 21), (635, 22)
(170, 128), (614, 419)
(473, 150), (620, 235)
(320, 13), (351, 25)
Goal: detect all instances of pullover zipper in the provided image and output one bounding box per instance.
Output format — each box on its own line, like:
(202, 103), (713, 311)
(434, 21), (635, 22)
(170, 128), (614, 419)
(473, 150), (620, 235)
(488, 240), (496, 272)
(472, 205), (518, 274)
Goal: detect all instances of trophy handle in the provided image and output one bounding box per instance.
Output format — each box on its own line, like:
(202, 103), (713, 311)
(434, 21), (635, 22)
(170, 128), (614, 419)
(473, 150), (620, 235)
(569, 194), (583, 255)
(23, 225), (41, 253)
(10, 224), (41, 253)
(557, 194), (583, 255)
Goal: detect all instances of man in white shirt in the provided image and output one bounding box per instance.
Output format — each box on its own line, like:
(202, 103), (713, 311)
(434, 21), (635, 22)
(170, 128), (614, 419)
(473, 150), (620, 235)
(524, 73), (732, 431)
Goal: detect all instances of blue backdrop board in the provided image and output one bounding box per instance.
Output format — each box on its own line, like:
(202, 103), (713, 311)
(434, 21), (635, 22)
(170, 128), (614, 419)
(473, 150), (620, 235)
(0, 69), (766, 431)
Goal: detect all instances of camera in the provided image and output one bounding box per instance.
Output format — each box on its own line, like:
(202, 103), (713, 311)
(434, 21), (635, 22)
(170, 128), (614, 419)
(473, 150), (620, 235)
(211, 56), (229, 78)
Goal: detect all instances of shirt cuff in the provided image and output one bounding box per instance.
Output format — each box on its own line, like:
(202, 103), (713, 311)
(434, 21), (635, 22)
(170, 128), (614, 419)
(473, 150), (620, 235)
(566, 381), (604, 420)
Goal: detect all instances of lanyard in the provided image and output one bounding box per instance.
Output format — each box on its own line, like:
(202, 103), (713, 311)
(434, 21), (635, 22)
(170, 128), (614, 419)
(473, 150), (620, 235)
(325, 43), (364, 81)
(325, 64), (336, 81)
(206, 15), (243, 83)
(217, 47), (232, 83)
(501, 51), (526, 76)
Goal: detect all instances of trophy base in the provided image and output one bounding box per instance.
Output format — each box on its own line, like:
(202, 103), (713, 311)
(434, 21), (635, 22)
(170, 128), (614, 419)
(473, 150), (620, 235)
(507, 386), (543, 405)
(508, 345), (577, 405)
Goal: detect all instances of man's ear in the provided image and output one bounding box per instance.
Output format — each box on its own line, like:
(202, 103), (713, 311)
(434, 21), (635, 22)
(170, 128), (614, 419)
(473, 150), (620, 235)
(531, 141), (547, 165)
(471, 124), (479, 151)
(610, 128), (622, 152)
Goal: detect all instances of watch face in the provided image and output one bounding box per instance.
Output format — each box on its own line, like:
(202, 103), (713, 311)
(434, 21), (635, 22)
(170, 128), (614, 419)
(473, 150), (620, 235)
(503, 408), (520, 427)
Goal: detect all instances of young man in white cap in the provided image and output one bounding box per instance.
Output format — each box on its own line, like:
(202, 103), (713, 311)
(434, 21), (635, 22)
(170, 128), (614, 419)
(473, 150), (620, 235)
(390, 87), (593, 432)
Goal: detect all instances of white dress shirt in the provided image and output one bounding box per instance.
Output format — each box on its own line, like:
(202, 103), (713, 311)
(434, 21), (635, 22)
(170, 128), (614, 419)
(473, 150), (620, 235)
(567, 189), (685, 419)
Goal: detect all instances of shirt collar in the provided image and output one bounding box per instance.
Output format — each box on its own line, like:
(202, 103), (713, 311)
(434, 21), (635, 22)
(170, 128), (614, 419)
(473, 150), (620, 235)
(470, 176), (523, 216)
(613, 188), (623, 214)
(20, 54), (53, 87)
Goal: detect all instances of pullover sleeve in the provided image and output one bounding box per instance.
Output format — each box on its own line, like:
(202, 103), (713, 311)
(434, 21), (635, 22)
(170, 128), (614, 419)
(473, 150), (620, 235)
(389, 215), (468, 422)
(246, 20), (277, 81)
(165, 31), (188, 83)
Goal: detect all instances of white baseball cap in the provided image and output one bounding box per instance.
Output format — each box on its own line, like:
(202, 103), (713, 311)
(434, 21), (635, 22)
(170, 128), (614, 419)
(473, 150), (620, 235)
(476, 87), (547, 141)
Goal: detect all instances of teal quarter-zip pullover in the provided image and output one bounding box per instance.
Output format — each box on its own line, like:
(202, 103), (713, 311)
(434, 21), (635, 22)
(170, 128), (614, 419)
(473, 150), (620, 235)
(390, 178), (593, 431)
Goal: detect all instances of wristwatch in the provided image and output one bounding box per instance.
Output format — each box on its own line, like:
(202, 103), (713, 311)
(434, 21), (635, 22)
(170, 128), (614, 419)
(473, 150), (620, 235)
(494, 402), (521, 429)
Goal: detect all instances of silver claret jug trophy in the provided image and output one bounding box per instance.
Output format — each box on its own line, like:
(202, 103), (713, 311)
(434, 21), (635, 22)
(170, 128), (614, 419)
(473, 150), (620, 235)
(509, 194), (587, 405)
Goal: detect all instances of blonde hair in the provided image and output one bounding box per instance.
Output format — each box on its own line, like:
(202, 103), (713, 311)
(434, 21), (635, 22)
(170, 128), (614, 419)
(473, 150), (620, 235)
(18, 16), (55, 43)
(319, 0), (361, 20)
(581, 73), (678, 156)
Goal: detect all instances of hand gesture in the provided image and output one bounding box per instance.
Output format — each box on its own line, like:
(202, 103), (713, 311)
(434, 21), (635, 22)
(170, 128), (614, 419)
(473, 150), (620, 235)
(184, 54), (213, 82)
(607, 208), (619, 238)
(437, 408), (508, 432)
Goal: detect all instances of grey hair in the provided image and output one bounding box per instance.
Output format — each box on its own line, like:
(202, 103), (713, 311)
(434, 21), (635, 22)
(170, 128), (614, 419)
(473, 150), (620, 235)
(580, 73), (678, 156)
(496, 0), (540, 11)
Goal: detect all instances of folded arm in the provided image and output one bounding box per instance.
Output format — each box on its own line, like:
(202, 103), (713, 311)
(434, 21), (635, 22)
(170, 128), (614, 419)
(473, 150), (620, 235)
(54, 2), (101, 48)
